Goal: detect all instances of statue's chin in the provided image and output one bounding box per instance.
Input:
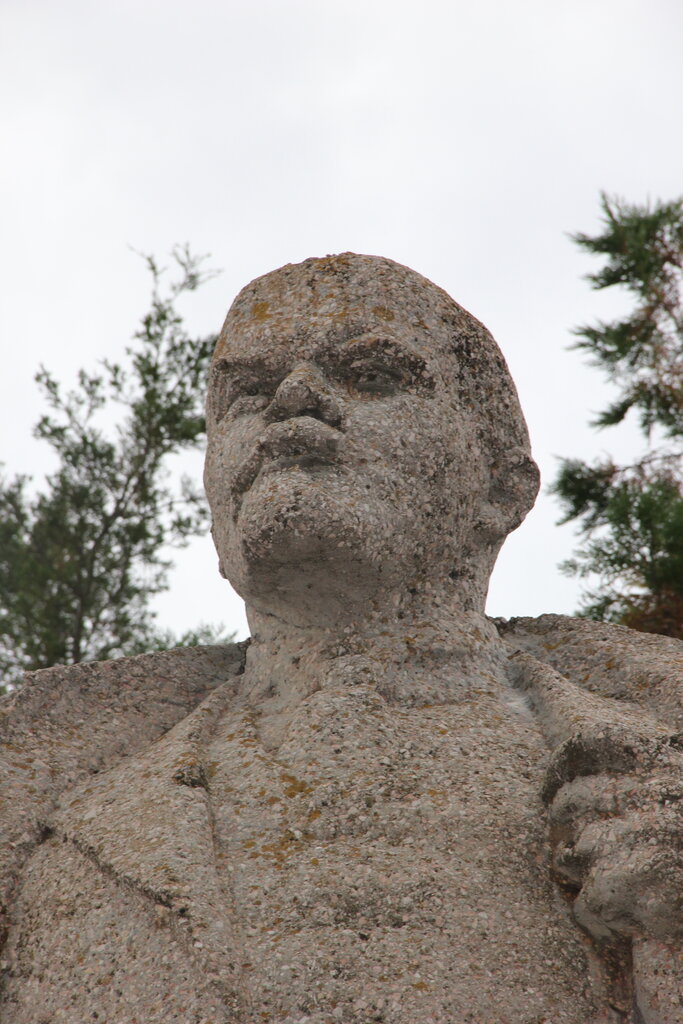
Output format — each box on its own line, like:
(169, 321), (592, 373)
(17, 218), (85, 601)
(222, 472), (412, 625)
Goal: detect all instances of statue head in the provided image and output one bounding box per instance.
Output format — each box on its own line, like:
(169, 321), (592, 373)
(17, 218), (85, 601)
(204, 254), (539, 626)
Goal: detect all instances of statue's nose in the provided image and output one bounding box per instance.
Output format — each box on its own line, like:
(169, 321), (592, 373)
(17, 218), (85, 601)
(265, 363), (343, 429)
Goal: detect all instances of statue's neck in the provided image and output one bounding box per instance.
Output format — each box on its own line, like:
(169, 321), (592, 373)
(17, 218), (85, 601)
(238, 594), (508, 725)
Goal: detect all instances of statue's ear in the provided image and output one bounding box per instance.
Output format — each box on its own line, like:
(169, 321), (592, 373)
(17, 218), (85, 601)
(475, 448), (540, 543)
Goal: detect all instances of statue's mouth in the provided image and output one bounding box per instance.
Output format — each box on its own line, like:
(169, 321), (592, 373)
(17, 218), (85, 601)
(231, 417), (343, 512)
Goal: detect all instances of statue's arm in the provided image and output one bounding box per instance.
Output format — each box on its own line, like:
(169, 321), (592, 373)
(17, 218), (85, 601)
(499, 616), (683, 1022)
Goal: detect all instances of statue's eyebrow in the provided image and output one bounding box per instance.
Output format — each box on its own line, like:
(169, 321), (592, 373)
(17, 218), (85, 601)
(211, 356), (274, 378)
(328, 337), (434, 378)
(212, 339), (435, 385)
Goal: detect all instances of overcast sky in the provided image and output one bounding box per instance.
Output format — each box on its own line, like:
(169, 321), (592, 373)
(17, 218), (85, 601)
(2, 0), (682, 641)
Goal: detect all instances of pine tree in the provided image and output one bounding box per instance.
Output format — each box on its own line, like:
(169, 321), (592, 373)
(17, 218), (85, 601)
(552, 193), (683, 637)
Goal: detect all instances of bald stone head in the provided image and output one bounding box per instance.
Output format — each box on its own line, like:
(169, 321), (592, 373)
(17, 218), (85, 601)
(204, 254), (539, 626)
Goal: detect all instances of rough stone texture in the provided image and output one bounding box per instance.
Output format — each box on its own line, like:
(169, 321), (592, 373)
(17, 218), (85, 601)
(0, 644), (246, 949)
(2, 255), (683, 1023)
(205, 253), (540, 625)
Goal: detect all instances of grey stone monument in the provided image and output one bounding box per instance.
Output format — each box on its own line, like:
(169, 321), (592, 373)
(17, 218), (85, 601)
(2, 254), (683, 1023)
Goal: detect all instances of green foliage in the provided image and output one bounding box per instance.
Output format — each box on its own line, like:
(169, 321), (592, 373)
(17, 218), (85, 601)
(0, 247), (231, 691)
(553, 193), (683, 637)
(572, 194), (683, 437)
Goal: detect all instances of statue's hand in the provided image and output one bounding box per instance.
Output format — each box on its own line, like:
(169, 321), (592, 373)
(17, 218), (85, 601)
(543, 726), (683, 942)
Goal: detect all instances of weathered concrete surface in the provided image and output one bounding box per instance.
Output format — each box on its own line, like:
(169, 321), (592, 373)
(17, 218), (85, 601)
(205, 253), (539, 626)
(4, 624), (683, 1023)
(501, 615), (683, 1022)
(2, 255), (682, 1023)
(2, 637), (597, 1024)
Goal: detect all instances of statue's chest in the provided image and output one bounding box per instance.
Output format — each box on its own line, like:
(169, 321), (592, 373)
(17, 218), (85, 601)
(207, 686), (547, 861)
(205, 689), (595, 1022)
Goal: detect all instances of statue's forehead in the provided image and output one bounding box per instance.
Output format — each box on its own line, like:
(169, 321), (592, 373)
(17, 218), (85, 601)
(212, 254), (476, 369)
(213, 308), (438, 369)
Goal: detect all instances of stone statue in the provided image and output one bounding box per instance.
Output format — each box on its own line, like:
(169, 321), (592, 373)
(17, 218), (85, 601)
(2, 254), (683, 1024)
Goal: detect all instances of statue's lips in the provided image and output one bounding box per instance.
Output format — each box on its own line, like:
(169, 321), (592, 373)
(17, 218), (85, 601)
(232, 417), (343, 500)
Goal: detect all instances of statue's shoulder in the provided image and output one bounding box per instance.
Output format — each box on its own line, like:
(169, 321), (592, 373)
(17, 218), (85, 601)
(1, 641), (247, 818)
(496, 613), (683, 729)
(0, 642), (247, 945)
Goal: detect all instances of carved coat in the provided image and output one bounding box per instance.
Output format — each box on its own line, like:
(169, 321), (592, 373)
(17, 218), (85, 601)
(2, 617), (682, 1024)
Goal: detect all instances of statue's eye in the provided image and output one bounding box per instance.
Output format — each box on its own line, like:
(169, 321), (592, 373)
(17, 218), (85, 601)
(349, 361), (406, 395)
(229, 392), (270, 414)
(226, 381), (273, 417)
(209, 363), (272, 423)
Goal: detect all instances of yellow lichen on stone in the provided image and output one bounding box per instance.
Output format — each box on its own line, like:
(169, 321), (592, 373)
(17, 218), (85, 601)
(280, 772), (313, 798)
(252, 301), (271, 322)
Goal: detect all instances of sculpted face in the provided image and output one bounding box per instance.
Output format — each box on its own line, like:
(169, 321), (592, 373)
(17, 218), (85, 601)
(204, 255), (538, 624)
